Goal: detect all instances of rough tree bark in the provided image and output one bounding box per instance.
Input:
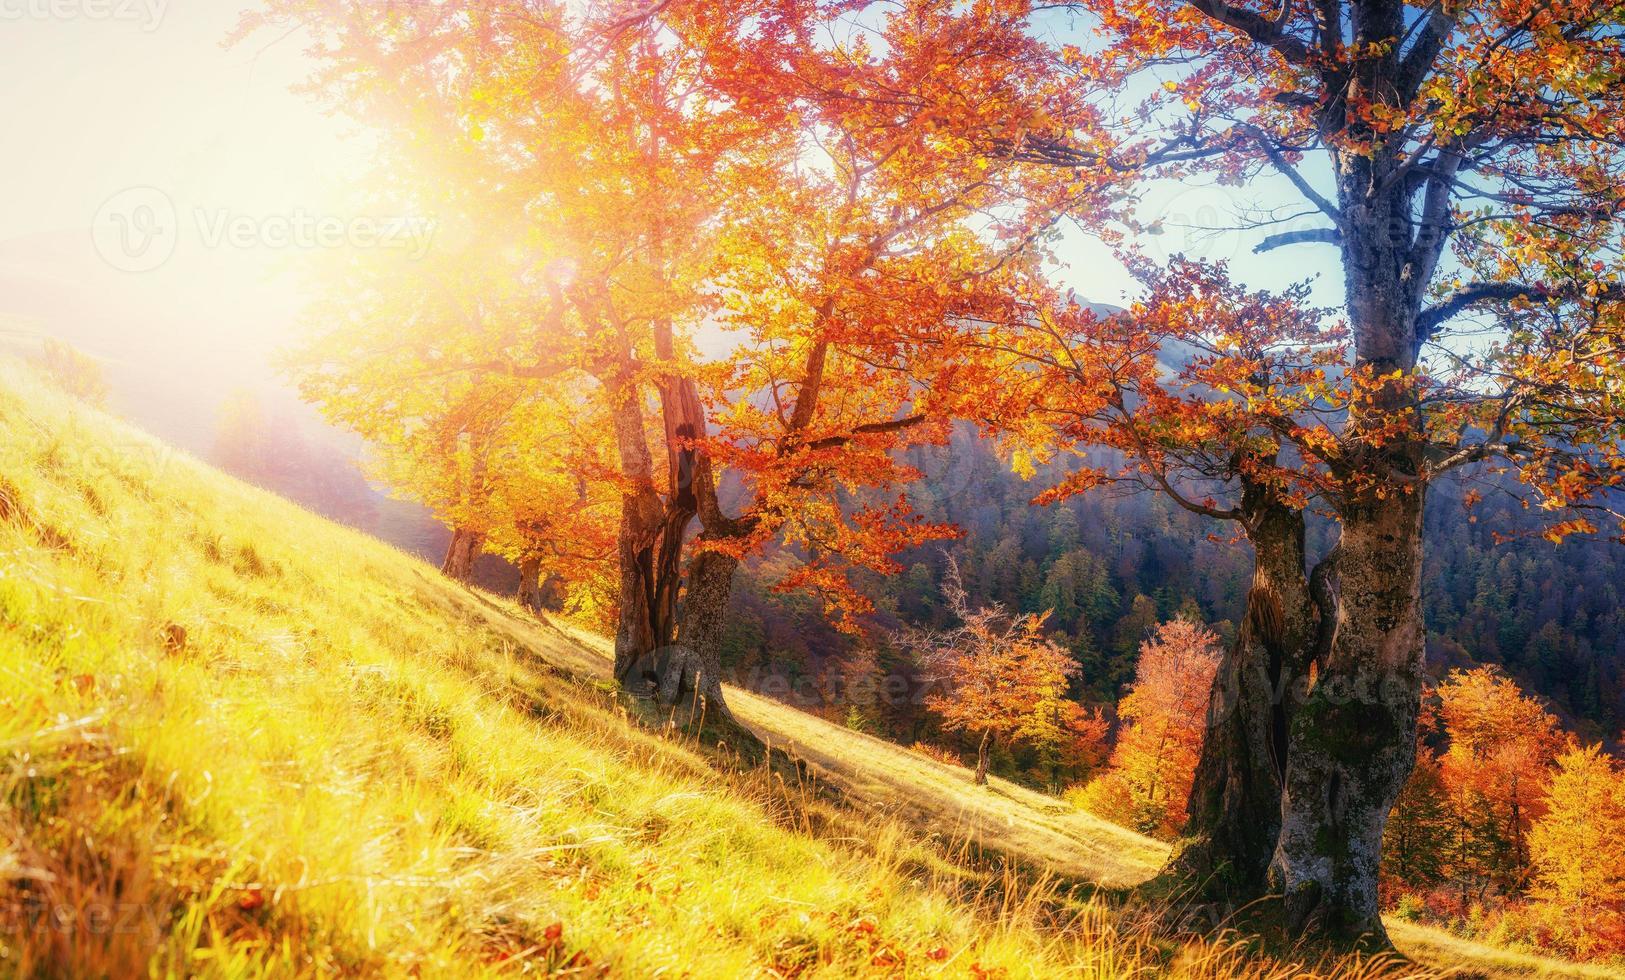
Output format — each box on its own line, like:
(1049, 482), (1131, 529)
(662, 543), (739, 718)
(975, 731), (992, 786)
(1269, 377), (1426, 946)
(1163, 484), (1322, 906)
(1266, 127), (1435, 940)
(607, 370), (691, 694)
(603, 347), (751, 727)
(440, 527), (484, 583)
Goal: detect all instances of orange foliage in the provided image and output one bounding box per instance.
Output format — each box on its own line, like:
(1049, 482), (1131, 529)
(1529, 746), (1625, 960)
(909, 560), (1104, 785)
(247, 0), (1120, 662)
(1383, 668), (1625, 961)
(1435, 667), (1570, 893)
(1087, 619), (1222, 839)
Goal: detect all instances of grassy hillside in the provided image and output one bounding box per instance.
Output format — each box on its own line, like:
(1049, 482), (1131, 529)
(0, 361), (1604, 979)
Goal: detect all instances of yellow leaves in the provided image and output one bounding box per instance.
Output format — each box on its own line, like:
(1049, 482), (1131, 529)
(1541, 518), (1597, 543)
(1010, 448), (1038, 480)
(1528, 744), (1625, 958)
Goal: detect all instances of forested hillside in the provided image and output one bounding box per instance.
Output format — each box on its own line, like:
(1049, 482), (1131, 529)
(718, 426), (1625, 746)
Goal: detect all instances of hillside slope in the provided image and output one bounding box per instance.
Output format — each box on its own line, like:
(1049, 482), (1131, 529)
(0, 361), (1606, 979)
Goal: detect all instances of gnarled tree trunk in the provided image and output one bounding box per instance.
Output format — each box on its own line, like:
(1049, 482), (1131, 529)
(662, 543), (739, 720)
(440, 526), (484, 583)
(1267, 171), (1433, 939)
(975, 730), (992, 786)
(603, 356), (750, 730)
(609, 398), (689, 691)
(1269, 480), (1423, 945)
(1164, 490), (1321, 906)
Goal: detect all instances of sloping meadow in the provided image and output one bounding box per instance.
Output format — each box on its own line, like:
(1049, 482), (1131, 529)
(0, 361), (1440, 978)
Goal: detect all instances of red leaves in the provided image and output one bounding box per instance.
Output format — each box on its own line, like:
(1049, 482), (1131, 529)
(483, 920), (595, 972)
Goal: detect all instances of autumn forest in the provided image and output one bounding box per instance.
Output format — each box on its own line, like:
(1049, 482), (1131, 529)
(7, 0), (1625, 975)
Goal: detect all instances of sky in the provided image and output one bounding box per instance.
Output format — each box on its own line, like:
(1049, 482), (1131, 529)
(0, 1), (1347, 459)
(0, 0), (376, 452)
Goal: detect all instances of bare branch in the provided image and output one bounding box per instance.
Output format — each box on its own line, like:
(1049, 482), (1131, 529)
(803, 413), (929, 452)
(1254, 226), (1341, 253)
(1182, 0), (1311, 63)
(1245, 127), (1344, 228)
(1418, 281), (1625, 337)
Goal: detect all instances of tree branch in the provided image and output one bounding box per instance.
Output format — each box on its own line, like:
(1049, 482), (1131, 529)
(803, 413), (929, 452)
(1397, 4), (1459, 100)
(1246, 127), (1345, 228)
(1254, 226), (1342, 252)
(1182, 0), (1310, 63)
(1414, 281), (1625, 338)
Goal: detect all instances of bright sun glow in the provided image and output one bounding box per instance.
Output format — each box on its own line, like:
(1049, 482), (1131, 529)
(4, 1), (1624, 976)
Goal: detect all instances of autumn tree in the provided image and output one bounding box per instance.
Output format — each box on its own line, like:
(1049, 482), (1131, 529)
(249, 0), (1107, 729)
(479, 390), (620, 620)
(1084, 618), (1223, 838)
(943, 258), (1344, 898)
(280, 177), (592, 588)
(1529, 745), (1625, 960)
(1435, 667), (1567, 893)
(622, 0), (1113, 712)
(245, 0), (754, 715)
(909, 0), (1625, 941)
(908, 559), (1101, 786)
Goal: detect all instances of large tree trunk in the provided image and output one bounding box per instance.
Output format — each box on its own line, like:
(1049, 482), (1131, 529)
(1164, 492), (1321, 906)
(604, 360), (749, 728)
(1241, 113), (1440, 941)
(975, 730), (991, 786)
(440, 526), (484, 583)
(611, 480), (689, 693)
(1267, 291), (1429, 946)
(517, 556), (545, 613)
(608, 370), (686, 690)
(1269, 484), (1424, 945)
(661, 544), (739, 719)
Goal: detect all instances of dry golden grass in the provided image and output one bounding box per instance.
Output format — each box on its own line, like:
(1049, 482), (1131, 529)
(0, 359), (1593, 978)
(1384, 924), (1625, 980)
